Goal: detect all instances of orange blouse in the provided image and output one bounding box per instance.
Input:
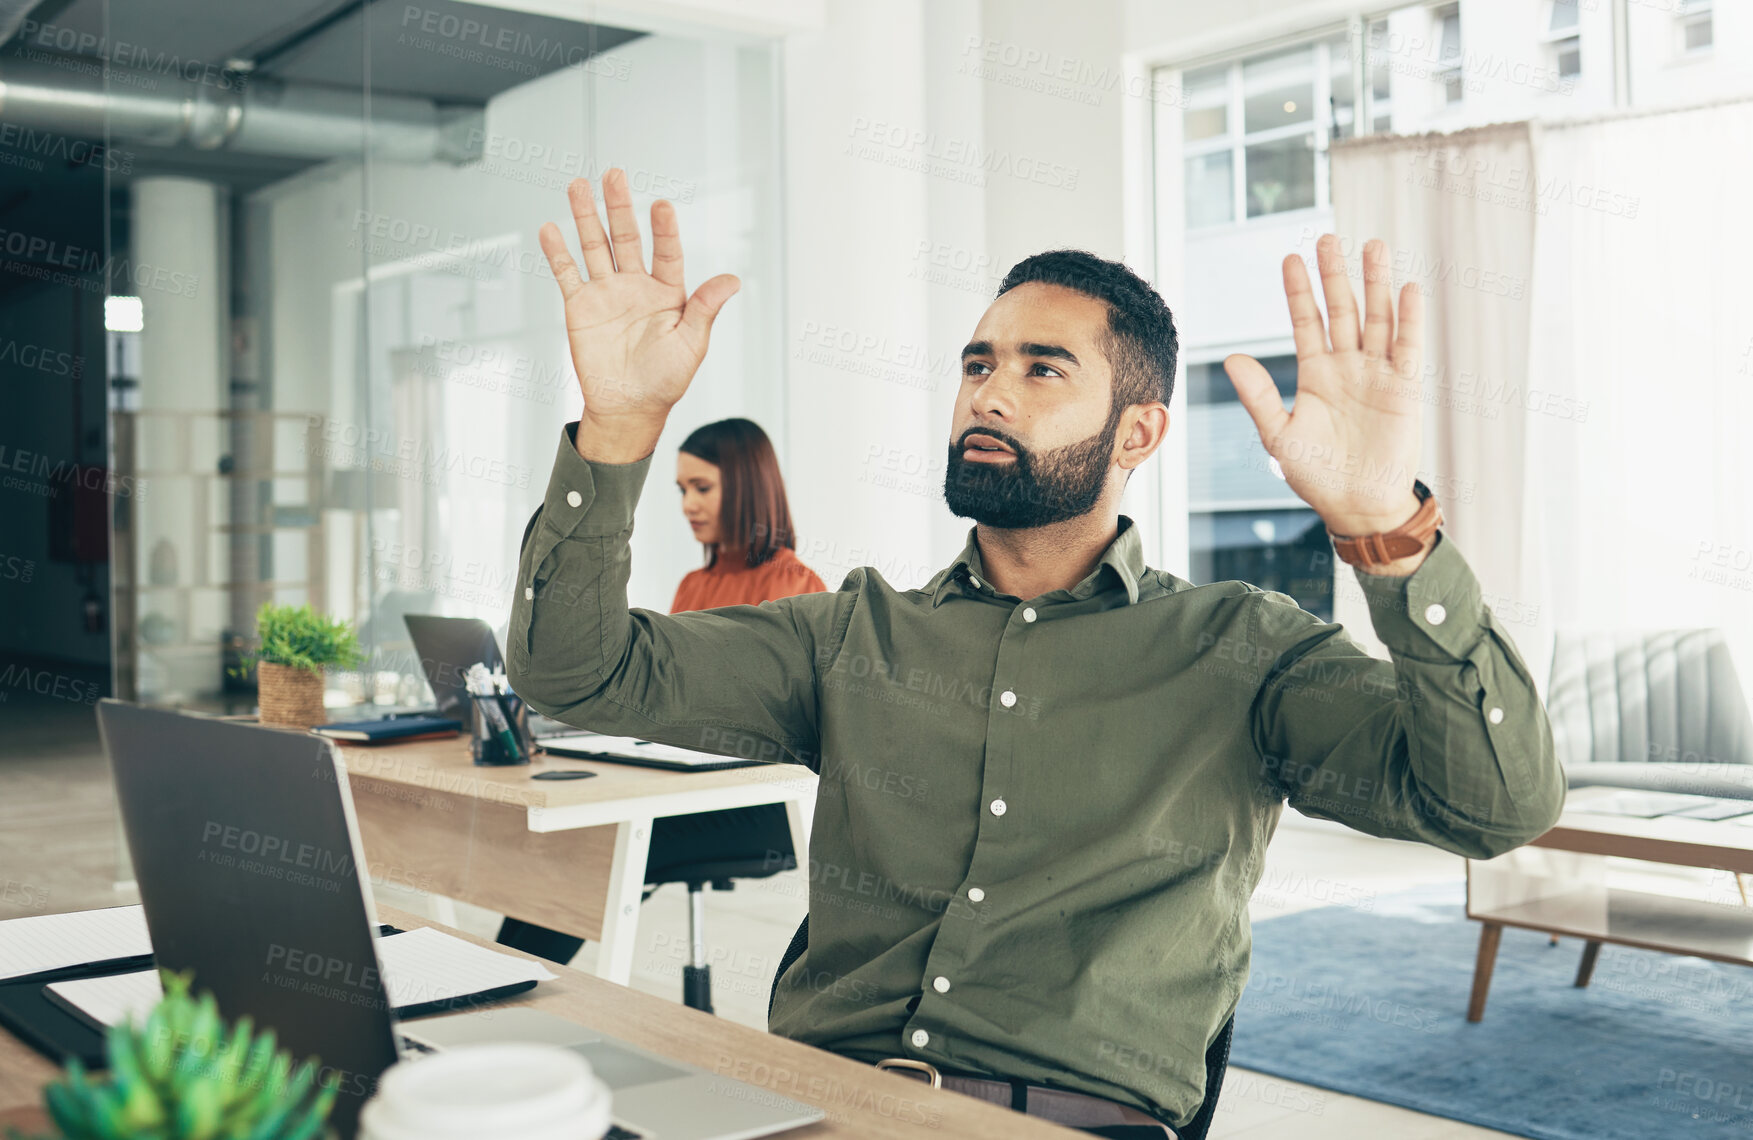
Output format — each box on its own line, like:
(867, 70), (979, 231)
(670, 546), (828, 614)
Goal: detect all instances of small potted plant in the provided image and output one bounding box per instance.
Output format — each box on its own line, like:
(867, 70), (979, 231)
(240, 602), (364, 731)
(9, 971), (337, 1140)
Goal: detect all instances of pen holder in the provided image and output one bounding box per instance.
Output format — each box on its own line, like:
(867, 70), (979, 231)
(469, 691), (531, 766)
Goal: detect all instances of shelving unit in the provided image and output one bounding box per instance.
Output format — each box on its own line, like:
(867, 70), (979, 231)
(110, 410), (327, 703)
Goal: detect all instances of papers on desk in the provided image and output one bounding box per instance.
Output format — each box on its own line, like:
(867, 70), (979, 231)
(537, 732), (758, 769)
(0, 905), (151, 982)
(1570, 789), (1753, 820)
(45, 928), (557, 1030)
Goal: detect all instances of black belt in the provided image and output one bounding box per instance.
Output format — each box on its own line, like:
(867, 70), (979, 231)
(874, 1058), (1178, 1136)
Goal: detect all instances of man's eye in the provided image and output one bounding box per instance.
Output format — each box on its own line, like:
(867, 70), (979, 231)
(1031, 363), (1061, 377)
(964, 362), (990, 377)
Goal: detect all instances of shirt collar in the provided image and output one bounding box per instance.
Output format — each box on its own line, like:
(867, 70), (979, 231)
(928, 516), (1145, 607)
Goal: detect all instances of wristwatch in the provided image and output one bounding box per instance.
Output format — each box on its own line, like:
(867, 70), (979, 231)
(1327, 480), (1443, 569)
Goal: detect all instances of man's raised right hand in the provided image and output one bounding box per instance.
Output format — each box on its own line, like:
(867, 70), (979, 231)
(538, 169), (740, 463)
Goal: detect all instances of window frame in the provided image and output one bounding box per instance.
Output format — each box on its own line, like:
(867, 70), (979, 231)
(1179, 36), (1345, 232)
(1540, 0), (1582, 80)
(1676, 0), (1713, 58)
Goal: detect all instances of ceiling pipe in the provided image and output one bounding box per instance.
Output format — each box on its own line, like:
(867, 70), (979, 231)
(0, 0), (46, 44)
(0, 52), (482, 163)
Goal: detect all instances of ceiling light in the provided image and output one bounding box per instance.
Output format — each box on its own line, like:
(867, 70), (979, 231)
(105, 296), (143, 333)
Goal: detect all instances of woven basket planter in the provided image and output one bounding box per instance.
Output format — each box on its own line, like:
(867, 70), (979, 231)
(257, 661), (326, 730)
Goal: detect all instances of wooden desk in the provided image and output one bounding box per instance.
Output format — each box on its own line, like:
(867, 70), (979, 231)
(1464, 787), (1753, 1020)
(336, 739), (817, 984)
(0, 907), (1079, 1139)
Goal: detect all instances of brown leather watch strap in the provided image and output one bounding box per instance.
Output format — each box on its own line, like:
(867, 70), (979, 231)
(1328, 480), (1444, 569)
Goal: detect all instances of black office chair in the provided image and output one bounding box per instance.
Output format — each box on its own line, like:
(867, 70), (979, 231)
(644, 803), (796, 1012)
(766, 916), (1233, 1140)
(497, 804), (796, 1012)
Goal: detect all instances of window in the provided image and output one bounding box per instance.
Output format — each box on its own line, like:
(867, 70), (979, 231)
(1367, 20), (1394, 132)
(1545, 0), (1582, 80)
(1178, 37), (1355, 229)
(1182, 66), (1234, 227)
(1435, 5), (1464, 105)
(1679, 0), (1713, 55)
(1184, 358), (1333, 620)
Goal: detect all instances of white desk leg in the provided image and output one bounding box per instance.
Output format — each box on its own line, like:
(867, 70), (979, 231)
(784, 797), (813, 873)
(595, 816), (653, 986)
(430, 895), (460, 927)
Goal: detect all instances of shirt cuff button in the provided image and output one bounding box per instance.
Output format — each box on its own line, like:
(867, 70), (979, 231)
(1423, 603), (1447, 626)
(566, 490), (583, 508)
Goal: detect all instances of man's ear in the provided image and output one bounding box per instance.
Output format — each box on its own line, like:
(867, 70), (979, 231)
(1116, 403), (1169, 471)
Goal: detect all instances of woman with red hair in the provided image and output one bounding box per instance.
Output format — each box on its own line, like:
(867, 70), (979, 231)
(500, 419), (822, 1012)
(672, 417), (825, 610)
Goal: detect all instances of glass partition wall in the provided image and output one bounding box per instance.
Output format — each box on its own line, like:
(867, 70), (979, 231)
(97, 0), (786, 713)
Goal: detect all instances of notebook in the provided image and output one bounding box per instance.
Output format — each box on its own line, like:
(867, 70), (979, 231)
(312, 716), (462, 743)
(537, 733), (764, 771)
(0, 905), (153, 983)
(45, 927), (556, 1030)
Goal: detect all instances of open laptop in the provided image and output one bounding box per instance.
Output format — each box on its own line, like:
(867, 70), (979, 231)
(96, 700), (822, 1140)
(402, 614), (506, 720)
(404, 613), (762, 771)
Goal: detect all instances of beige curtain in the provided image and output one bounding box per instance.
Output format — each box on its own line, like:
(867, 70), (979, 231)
(1329, 104), (1753, 707)
(1329, 123), (1542, 670)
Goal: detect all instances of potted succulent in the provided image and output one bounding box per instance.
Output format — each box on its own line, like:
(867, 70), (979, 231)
(239, 603), (364, 731)
(8, 972), (337, 1140)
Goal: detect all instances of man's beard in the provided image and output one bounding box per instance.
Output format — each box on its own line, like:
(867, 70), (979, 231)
(942, 403), (1124, 529)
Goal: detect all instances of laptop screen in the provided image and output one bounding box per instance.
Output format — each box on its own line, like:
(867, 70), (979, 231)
(97, 700), (399, 1139)
(403, 614), (505, 718)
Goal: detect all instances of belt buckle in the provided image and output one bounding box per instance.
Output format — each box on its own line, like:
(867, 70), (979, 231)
(875, 1058), (942, 1089)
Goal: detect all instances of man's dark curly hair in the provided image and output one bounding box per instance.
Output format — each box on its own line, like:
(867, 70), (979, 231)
(995, 249), (1179, 410)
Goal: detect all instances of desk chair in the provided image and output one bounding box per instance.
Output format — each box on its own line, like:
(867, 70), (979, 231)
(496, 804), (795, 1013)
(645, 803), (796, 1012)
(765, 916), (1232, 1140)
(1544, 627), (1753, 983)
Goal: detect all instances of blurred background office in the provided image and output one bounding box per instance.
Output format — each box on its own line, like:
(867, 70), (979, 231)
(3, 1), (1753, 1137)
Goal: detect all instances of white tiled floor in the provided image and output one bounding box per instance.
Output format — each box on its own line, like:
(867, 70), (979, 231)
(1, 688), (1517, 1138)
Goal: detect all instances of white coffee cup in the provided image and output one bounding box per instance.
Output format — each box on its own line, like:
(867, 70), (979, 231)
(359, 1043), (612, 1140)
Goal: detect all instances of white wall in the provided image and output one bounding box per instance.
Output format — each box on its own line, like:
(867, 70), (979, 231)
(255, 28), (785, 652)
(775, 0), (1136, 588)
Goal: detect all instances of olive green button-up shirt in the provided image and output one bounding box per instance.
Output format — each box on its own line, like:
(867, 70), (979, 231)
(507, 424), (1564, 1128)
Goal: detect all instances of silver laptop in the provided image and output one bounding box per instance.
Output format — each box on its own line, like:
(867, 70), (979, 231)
(403, 614), (760, 771)
(97, 701), (822, 1140)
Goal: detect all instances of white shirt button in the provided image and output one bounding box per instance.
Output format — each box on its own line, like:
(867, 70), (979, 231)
(1022, 607), (1037, 623)
(999, 690), (1017, 708)
(1424, 603), (1447, 626)
(932, 976), (951, 993)
(910, 1029), (930, 1048)
(990, 798), (1007, 817)
(967, 887), (985, 902)
(1488, 706), (1505, 725)
(524, 587), (534, 600)
(565, 490), (583, 508)
(968, 575), (981, 589)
